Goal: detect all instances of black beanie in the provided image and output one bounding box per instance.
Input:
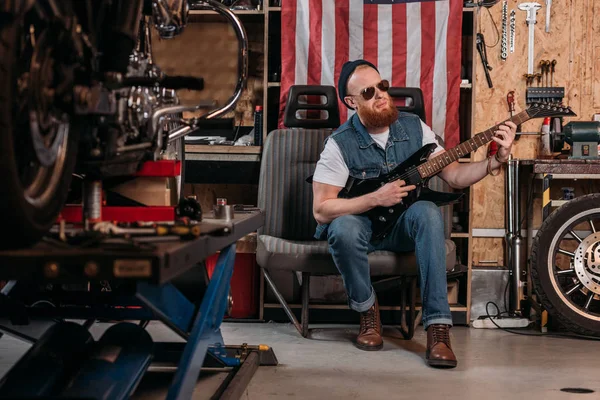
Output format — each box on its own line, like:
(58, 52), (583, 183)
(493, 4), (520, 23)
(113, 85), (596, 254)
(338, 59), (379, 109)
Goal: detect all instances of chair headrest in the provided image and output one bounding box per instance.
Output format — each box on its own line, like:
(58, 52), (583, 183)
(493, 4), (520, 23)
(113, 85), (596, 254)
(388, 87), (427, 124)
(283, 85), (341, 129)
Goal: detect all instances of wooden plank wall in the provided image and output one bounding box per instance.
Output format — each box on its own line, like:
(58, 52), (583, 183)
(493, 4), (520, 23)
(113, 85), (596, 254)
(471, 0), (599, 265)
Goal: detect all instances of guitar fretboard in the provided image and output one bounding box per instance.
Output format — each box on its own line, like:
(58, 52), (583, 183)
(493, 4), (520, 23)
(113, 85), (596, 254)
(418, 110), (530, 178)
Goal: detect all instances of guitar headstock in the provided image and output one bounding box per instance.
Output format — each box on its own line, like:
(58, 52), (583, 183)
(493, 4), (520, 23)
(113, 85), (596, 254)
(526, 103), (577, 119)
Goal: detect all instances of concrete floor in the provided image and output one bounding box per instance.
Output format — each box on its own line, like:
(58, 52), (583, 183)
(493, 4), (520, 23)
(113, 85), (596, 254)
(0, 322), (599, 399)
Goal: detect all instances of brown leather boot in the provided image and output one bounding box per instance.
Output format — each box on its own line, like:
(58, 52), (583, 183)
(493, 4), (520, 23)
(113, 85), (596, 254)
(355, 298), (383, 351)
(426, 324), (457, 368)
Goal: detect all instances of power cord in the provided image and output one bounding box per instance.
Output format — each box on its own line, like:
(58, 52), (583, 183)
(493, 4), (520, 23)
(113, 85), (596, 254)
(484, 302), (600, 341)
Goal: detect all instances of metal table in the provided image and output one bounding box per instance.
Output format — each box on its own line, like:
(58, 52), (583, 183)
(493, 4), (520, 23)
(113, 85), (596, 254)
(0, 211), (277, 400)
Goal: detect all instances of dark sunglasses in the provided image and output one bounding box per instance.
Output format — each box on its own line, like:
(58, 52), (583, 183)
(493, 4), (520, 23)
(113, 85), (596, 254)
(349, 79), (390, 101)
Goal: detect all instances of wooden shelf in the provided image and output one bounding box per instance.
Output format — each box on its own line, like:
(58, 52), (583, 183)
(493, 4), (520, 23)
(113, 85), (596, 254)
(269, 7), (282, 11)
(185, 145), (261, 154)
(267, 82), (281, 87)
(451, 232), (470, 238)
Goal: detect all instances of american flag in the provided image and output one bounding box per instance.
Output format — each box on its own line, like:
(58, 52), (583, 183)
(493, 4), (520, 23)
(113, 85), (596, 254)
(278, 0), (463, 149)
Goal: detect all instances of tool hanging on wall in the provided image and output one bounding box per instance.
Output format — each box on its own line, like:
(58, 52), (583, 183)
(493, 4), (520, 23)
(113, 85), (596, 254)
(526, 58), (563, 104)
(545, 0), (552, 32)
(501, 0), (508, 61)
(509, 10), (516, 54)
(518, 2), (541, 75)
(476, 33), (494, 88)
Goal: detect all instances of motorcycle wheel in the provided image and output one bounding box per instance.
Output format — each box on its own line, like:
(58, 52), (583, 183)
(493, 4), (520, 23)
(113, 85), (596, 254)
(0, 14), (80, 249)
(531, 193), (600, 336)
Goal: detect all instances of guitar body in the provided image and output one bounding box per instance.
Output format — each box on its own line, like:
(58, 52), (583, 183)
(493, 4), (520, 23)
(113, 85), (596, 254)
(339, 144), (463, 240)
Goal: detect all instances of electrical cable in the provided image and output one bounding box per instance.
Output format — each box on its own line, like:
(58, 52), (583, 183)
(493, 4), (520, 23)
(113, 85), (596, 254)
(484, 302), (600, 341)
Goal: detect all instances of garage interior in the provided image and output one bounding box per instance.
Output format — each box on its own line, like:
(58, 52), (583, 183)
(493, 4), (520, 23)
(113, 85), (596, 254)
(0, 0), (599, 399)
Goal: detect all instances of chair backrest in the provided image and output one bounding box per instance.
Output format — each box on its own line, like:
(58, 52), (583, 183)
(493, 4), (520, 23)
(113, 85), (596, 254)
(258, 128), (331, 240)
(388, 87), (427, 123)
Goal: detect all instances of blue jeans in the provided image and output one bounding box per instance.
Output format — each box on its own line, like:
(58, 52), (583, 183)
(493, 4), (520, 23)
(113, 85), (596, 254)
(326, 201), (452, 330)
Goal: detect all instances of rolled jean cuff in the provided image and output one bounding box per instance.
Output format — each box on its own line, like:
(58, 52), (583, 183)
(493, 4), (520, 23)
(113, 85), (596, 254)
(423, 316), (453, 331)
(349, 287), (376, 312)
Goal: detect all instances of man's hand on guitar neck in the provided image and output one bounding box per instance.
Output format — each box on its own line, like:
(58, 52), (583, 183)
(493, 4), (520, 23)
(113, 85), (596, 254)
(492, 120), (517, 162)
(371, 180), (416, 208)
(437, 120), (517, 189)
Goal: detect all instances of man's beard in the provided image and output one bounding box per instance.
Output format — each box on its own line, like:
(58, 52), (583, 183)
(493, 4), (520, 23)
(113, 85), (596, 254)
(359, 99), (399, 130)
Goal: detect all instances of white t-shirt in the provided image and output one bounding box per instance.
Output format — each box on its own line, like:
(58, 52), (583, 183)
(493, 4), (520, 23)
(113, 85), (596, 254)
(313, 120), (444, 187)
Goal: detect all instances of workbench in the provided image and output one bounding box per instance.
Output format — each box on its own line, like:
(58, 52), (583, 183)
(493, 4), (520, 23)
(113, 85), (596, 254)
(505, 158), (600, 323)
(0, 211), (276, 399)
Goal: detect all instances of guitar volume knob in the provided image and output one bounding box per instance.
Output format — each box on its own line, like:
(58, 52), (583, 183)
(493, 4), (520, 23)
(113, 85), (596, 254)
(379, 216), (387, 222)
(388, 208), (394, 214)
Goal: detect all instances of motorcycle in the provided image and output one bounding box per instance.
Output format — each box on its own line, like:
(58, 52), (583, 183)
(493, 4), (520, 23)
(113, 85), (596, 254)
(0, 0), (248, 249)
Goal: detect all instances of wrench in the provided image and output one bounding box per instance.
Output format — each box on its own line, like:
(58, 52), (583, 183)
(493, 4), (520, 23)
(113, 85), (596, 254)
(518, 2), (542, 75)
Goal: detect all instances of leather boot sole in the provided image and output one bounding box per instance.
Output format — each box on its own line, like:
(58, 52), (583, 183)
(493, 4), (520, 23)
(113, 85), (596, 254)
(355, 341), (383, 351)
(426, 353), (457, 368)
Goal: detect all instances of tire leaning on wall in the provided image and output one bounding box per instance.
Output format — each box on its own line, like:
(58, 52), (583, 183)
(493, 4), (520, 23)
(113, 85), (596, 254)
(531, 193), (600, 336)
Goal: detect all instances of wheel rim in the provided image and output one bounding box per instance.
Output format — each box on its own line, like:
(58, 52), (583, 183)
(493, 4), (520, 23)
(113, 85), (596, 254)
(547, 208), (600, 321)
(14, 24), (71, 209)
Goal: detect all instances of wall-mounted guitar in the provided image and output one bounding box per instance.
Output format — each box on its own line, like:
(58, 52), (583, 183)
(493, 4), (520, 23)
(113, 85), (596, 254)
(339, 103), (577, 240)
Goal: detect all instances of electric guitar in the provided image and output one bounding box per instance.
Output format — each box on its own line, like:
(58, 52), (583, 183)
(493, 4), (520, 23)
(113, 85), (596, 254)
(339, 103), (577, 240)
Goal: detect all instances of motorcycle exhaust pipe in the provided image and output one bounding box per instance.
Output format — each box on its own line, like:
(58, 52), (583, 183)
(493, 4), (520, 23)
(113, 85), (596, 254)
(156, 0), (249, 148)
(0, 322), (94, 397)
(59, 322), (154, 400)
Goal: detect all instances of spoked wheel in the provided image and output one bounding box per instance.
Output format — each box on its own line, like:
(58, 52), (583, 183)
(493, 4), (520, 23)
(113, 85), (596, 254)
(0, 13), (82, 249)
(531, 194), (600, 336)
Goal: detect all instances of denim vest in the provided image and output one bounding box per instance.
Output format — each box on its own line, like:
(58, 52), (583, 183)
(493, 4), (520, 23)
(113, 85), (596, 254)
(314, 112), (424, 240)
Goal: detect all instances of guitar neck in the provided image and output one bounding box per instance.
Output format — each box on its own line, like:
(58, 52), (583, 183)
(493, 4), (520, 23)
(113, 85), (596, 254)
(418, 110), (531, 178)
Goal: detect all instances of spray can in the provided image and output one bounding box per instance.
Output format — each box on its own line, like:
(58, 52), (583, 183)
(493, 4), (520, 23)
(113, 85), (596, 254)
(539, 117), (552, 158)
(254, 105), (263, 146)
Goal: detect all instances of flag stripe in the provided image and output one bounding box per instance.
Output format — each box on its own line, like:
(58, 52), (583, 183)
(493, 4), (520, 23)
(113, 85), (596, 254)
(307, 0), (323, 85)
(278, 1), (297, 123)
(405, 2), (421, 88)
(335, 1), (350, 122)
(362, 4), (378, 74)
(321, 1), (336, 87)
(377, 5), (393, 84)
(347, 1), (364, 121)
(445, 0), (462, 149)
(432, 0), (449, 145)
(391, 4), (407, 88)
(295, 0), (310, 84)
(420, 1), (436, 127)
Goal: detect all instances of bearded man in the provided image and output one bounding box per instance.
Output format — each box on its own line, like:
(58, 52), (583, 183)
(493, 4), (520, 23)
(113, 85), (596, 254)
(311, 59), (516, 368)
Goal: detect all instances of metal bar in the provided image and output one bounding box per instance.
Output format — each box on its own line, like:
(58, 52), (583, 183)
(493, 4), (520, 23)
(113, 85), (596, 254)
(262, 269), (302, 335)
(510, 159), (524, 313)
(569, 230), (583, 243)
(136, 282), (195, 340)
(557, 268), (575, 275)
(557, 248), (575, 258)
(585, 293), (594, 310)
(590, 219), (597, 233)
(218, 351), (260, 400)
(1, 281), (17, 295)
(565, 283), (582, 296)
(301, 272), (310, 338)
(166, 244), (236, 400)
